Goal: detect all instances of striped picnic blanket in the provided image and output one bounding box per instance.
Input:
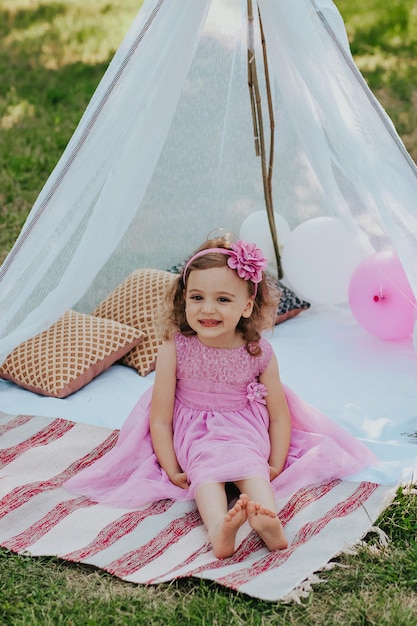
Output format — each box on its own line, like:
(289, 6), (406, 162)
(0, 412), (394, 601)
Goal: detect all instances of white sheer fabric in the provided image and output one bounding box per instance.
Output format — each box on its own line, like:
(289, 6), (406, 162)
(1, 0), (416, 361)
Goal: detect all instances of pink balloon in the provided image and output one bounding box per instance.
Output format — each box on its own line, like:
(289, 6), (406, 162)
(348, 249), (417, 340)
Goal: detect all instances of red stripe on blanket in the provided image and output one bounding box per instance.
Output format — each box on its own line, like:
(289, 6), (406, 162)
(217, 481), (379, 589)
(0, 414), (34, 436)
(2, 496), (95, 552)
(148, 539), (213, 583)
(0, 430), (118, 519)
(106, 509), (203, 578)
(280, 479), (341, 524)
(164, 479), (342, 581)
(0, 418), (75, 468)
(64, 499), (175, 561)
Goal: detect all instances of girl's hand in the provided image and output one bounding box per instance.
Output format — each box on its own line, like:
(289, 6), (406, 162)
(269, 465), (280, 481)
(170, 472), (189, 490)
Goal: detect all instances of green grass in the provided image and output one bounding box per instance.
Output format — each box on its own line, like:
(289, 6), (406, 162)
(0, 0), (417, 623)
(0, 0), (140, 261)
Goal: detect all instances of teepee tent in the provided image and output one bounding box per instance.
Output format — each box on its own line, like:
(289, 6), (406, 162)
(2, 1), (417, 601)
(1, 0), (417, 362)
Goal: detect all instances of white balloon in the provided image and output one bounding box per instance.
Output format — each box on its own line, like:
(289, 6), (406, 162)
(281, 217), (371, 304)
(239, 211), (291, 268)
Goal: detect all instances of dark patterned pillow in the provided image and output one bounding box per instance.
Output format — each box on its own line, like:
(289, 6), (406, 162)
(167, 262), (186, 274)
(274, 281), (311, 324)
(263, 271), (310, 324)
(168, 263), (310, 326)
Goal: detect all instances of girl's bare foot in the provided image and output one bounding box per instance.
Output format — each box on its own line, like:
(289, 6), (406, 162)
(210, 494), (249, 558)
(247, 500), (288, 551)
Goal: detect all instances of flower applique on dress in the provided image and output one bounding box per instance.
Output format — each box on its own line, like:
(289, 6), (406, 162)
(246, 382), (268, 405)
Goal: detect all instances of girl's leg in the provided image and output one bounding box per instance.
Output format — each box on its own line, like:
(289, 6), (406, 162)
(235, 477), (287, 551)
(195, 482), (248, 558)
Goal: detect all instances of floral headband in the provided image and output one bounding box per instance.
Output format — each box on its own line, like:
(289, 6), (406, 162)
(183, 240), (268, 293)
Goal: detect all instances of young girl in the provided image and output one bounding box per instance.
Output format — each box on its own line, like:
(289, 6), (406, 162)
(65, 237), (376, 558)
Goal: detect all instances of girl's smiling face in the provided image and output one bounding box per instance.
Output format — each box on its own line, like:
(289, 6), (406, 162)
(184, 266), (254, 348)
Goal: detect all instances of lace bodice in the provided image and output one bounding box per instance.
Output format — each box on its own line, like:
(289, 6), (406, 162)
(175, 333), (272, 388)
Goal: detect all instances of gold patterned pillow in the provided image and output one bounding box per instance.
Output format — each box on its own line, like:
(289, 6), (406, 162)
(91, 269), (177, 376)
(0, 310), (144, 398)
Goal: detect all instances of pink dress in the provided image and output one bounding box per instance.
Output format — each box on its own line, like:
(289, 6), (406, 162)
(65, 334), (377, 508)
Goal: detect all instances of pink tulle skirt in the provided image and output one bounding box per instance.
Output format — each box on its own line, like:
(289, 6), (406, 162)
(64, 381), (377, 508)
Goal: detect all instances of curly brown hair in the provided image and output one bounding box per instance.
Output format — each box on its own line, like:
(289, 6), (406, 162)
(159, 238), (279, 356)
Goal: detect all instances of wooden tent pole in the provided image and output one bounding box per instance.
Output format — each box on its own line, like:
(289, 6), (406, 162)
(247, 0), (283, 278)
(259, 11), (275, 204)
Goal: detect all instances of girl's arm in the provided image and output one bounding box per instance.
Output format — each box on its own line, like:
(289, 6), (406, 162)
(259, 353), (291, 481)
(149, 338), (188, 489)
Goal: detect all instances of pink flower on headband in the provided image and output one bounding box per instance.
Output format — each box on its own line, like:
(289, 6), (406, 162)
(227, 240), (267, 284)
